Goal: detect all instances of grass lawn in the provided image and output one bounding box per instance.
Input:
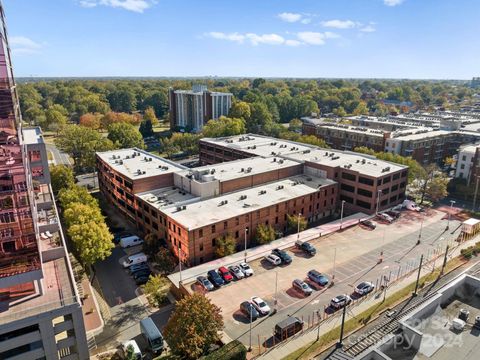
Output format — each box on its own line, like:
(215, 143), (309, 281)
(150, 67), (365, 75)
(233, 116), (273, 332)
(282, 256), (466, 360)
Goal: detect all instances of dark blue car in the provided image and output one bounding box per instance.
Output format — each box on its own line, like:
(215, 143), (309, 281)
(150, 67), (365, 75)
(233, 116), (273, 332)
(307, 270), (329, 286)
(207, 270), (225, 288)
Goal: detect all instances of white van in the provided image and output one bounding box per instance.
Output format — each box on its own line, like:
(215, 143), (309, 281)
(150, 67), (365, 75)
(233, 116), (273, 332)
(122, 252), (147, 268)
(122, 340), (142, 360)
(120, 235), (143, 248)
(402, 200), (421, 211)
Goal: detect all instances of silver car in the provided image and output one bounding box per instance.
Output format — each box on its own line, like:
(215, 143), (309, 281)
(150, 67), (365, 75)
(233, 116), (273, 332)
(292, 279), (313, 296)
(228, 265), (245, 280)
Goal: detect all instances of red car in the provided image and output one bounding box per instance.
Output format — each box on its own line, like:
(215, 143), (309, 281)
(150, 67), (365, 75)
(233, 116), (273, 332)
(218, 266), (233, 283)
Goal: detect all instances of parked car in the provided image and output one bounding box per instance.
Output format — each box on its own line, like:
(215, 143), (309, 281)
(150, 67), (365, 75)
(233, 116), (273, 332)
(120, 235), (144, 248)
(129, 262), (150, 274)
(271, 248), (292, 264)
(295, 240), (316, 256)
(386, 210), (401, 219)
(218, 266), (234, 283)
(274, 317), (303, 340)
(133, 269), (151, 280)
(114, 232), (133, 244)
(403, 200), (421, 212)
(377, 213), (393, 223)
(228, 265), (245, 280)
(264, 254), (282, 266)
(135, 274), (150, 285)
(207, 270), (225, 288)
(361, 219), (377, 229)
(330, 294), (352, 309)
(292, 279), (313, 296)
(307, 270), (329, 286)
(239, 262), (254, 276)
(197, 276), (214, 291)
(140, 317), (164, 354)
(240, 301), (259, 321)
(251, 296), (271, 316)
(122, 253), (147, 268)
(355, 281), (375, 296)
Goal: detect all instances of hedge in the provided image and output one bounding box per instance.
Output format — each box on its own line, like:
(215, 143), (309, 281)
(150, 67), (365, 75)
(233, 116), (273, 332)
(201, 340), (247, 360)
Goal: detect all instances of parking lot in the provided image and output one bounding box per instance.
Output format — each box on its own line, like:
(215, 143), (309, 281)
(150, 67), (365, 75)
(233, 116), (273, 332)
(201, 208), (462, 345)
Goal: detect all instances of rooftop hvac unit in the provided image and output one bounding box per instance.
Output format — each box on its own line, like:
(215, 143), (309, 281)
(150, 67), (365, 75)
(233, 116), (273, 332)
(182, 205), (186, 210)
(119, 160), (123, 165)
(126, 155), (130, 159)
(177, 206), (182, 211)
(273, 158), (276, 162)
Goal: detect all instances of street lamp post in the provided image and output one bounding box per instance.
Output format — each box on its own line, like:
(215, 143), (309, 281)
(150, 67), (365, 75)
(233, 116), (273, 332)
(297, 213), (302, 241)
(340, 200), (346, 230)
(273, 271), (278, 314)
(376, 189), (382, 214)
(248, 297), (253, 352)
(244, 228), (248, 262)
(417, 212), (425, 245)
(446, 200), (456, 231)
(178, 244), (183, 284)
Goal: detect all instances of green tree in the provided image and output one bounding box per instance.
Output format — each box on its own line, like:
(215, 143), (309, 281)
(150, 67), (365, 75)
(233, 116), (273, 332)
(229, 101), (251, 120)
(45, 105), (68, 133)
(139, 119), (154, 138)
(202, 116), (246, 138)
(164, 293), (223, 359)
(143, 106), (159, 126)
(107, 122), (144, 149)
(68, 221), (113, 267)
(58, 185), (99, 210)
(410, 164), (449, 204)
(154, 247), (177, 274)
(107, 89), (137, 113)
(333, 106), (347, 117)
(215, 234), (236, 258)
(255, 224), (276, 245)
(50, 165), (75, 195)
(353, 101), (369, 115)
(287, 214), (307, 233)
(288, 118), (303, 132)
(124, 345), (137, 360)
(143, 233), (161, 256)
(247, 102), (273, 133)
(63, 203), (104, 229)
(143, 275), (170, 307)
(55, 125), (115, 172)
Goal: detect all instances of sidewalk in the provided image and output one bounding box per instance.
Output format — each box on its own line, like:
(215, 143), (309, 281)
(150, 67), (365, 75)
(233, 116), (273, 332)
(168, 212), (368, 288)
(254, 235), (478, 360)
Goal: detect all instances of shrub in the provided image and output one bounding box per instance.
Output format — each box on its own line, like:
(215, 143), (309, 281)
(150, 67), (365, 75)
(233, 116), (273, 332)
(201, 340), (247, 360)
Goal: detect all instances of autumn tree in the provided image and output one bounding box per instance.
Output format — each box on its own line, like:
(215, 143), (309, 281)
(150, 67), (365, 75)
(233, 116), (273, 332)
(255, 224), (276, 245)
(50, 165), (75, 195)
(154, 248), (177, 274)
(288, 118), (303, 132)
(107, 122), (144, 149)
(143, 106), (159, 126)
(229, 101), (251, 120)
(143, 275), (170, 307)
(287, 214), (307, 233)
(63, 203), (104, 228)
(79, 113), (102, 130)
(215, 234), (236, 258)
(68, 221), (113, 267)
(164, 293), (223, 359)
(58, 185), (99, 210)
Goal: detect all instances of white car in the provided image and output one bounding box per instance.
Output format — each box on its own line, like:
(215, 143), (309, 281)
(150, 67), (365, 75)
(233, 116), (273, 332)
(264, 254), (281, 266)
(355, 281), (375, 296)
(122, 340), (142, 360)
(239, 262), (254, 277)
(251, 296), (271, 316)
(377, 213), (393, 223)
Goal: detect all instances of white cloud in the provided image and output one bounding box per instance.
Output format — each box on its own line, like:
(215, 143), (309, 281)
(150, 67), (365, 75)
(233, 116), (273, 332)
(9, 36), (42, 54)
(321, 19), (356, 29)
(384, 0), (405, 6)
(207, 32), (245, 43)
(285, 39), (302, 47)
(297, 32), (326, 45)
(278, 12), (302, 23)
(300, 18), (311, 25)
(246, 33), (285, 46)
(360, 25), (376, 32)
(79, 0), (153, 13)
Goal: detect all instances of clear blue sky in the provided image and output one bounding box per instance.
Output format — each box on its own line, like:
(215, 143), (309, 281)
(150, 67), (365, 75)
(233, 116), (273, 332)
(3, 0), (479, 79)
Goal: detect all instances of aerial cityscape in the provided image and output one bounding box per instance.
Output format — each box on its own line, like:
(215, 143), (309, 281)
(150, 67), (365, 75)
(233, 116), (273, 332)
(2, 1), (480, 360)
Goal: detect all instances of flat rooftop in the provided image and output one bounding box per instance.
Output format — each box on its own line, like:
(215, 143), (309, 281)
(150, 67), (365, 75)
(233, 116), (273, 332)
(156, 174), (335, 230)
(177, 156), (298, 183)
(201, 134), (317, 158)
(97, 148), (186, 180)
(315, 124), (387, 137)
(22, 127), (44, 145)
(392, 129), (452, 141)
(283, 149), (406, 176)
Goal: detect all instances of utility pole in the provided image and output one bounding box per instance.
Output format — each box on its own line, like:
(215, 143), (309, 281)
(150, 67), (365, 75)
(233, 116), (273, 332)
(413, 254), (424, 297)
(378, 228), (386, 263)
(337, 305), (347, 348)
(417, 213), (425, 245)
(297, 212), (302, 241)
(244, 228), (248, 262)
(446, 200), (455, 231)
(441, 245), (449, 275)
(248, 299), (253, 352)
(178, 244), (183, 284)
(340, 200), (346, 230)
(473, 176), (480, 211)
(332, 247), (337, 284)
(273, 271), (278, 314)
(376, 189), (382, 214)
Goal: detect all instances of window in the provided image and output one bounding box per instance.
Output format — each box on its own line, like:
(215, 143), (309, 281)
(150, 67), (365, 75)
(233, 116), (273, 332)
(152, 222), (158, 230)
(178, 228), (181, 235)
(401, 171), (407, 178)
(461, 164), (465, 169)
(331, 188), (335, 194)
(211, 225), (216, 233)
(356, 200), (371, 209)
(381, 199), (388, 206)
(357, 188), (373, 198)
(236, 217), (239, 226)
(358, 176), (374, 186)
(275, 216), (278, 224)
(341, 183), (355, 193)
(341, 172), (356, 181)
(257, 211), (260, 218)
(212, 238), (216, 246)
(391, 184), (398, 192)
(224, 221), (227, 230)
(144, 217), (150, 225)
(199, 229), (203, 237)
(173, 224), (176, 232)
(462, 155), (467, 161)
(340, 195), (353, 204)
(390, 195), (397, 203)
(383, 176), (391, 184)
(393, 173), (400, 180)
(200, 243), (203, 251)
(235, 230), (239, 238)
(400, 182), (406, 189)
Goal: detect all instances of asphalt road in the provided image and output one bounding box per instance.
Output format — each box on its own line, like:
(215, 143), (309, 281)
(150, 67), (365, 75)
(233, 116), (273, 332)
(218, 211), (461, 348)
(46, 143), (71, 165)
(93, 246), (174, 355)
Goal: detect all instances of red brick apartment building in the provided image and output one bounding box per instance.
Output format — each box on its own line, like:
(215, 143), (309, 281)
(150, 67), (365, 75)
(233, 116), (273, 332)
(98, 134), (408, 266)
